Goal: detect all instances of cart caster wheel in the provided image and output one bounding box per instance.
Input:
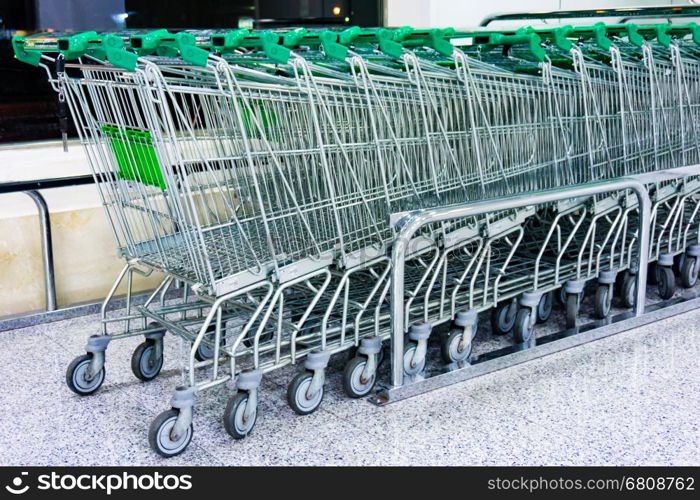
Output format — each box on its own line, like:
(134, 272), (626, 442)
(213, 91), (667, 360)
(620, 273), (636, 309)
(195, 337), (226, 362)
(148, 409), (193, 458)
(287, 371), (324, 415)
(513, 309), (534, 343)
(343, 356), (377, 398)
(565, 293), (579, 329)
(194, 343), (212, 362)
(681, 255), (699, 288)
(536, 291), (553, 323)
(647, 262), (659, 285)
(403, 341), (426, 376)
(131, 340), (163, 381)
(66, 354), (105, 396)
(594, 285), (612, 319)
(658, 266), (676, 300)
(223, 391), (257, 439)
(491, 300), (517, 335)
(440, 327), (472, 363)
(673, 253), (686, 276)
(193, 324), (226, 362)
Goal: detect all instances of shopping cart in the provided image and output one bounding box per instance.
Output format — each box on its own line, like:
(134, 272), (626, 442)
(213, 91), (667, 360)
(11, 20), (700, 457)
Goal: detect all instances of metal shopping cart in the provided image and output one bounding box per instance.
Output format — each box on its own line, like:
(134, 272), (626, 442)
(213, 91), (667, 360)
(11, 19), (700, 457)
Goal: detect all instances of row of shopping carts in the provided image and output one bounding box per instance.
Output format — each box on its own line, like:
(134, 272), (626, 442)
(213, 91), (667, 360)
(13, 20), (700, 456)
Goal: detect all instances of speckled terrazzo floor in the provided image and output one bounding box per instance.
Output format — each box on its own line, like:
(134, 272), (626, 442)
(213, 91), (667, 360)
(0, 295), (698, 466)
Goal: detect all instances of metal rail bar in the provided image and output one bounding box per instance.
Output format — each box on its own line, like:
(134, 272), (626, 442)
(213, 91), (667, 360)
(388, 178), (652, 390)
(0, 175), (96, 195)
(373, 292), (700, 404)
(23, 191), (57, 311)
(480, 4), (700, 26)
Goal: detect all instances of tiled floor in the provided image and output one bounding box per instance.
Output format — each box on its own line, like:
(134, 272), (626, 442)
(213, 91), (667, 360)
(0, 302), (698, 466)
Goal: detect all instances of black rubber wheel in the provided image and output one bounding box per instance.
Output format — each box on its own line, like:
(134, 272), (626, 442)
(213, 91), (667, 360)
(647, 262), (659, 285)
(565, 293), (579, 329)
(657, 266), (676, 300)
(620, 273), (636, 309)
(194, 324), (227, 362)
(223, 392), (257, 439)
(680, 255), (699, 288)
(614, 271), (626, 296)
(536, 291), (553, 323)
(148, 409), (193, 458)
(491, 300), (517, 335)
(513, 309), (533, 343)
(342, 356), (377, 398)
(593, 285), (612, 319)
(66, 354), (105, 396)
(131, 340), (163, 381)
(557, 287), (566, 307)
(673, 253), (686, 276)
(440, 327), (472, 364)
(287, 371), (324, 416)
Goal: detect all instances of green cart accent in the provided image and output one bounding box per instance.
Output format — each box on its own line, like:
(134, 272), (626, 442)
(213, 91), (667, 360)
(239, 100), (278, 138)
(12, 36), (42, 66)
(102, 126), (166, 190)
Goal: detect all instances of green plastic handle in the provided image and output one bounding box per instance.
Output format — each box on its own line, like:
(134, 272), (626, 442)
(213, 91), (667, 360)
(569, 23), (612, 50)
(103, 34), (138, 71)
(57, 31), (99, 60)
(260, 32), (291, 64)
(11, 36), (42, 66)
(391, 26), (414, 42)
(583, 23), (612, 50)
(551, 26), (574, 51)
(665, 22), (700, 44)
(489, 32), (546, 62)
(625, 24), (645, 48)
(379, 39), (404, 59)
(175, 32), (210, 66)
(129, 29), (170, 56)
(427, 29), (454, 56)
(128, 29), (209, 66)
(320, 31), (349, 61)
(210, 29), (249, 52)
(338, 26), (361, 44)
(522, 25), (574, 51)
(282, 28), (307, 48)
(655, 24), (672, 47)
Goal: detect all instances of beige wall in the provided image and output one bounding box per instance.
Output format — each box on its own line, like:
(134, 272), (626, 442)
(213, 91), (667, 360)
(0, 142), (163, 317)
(0, 197), (164, 317)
